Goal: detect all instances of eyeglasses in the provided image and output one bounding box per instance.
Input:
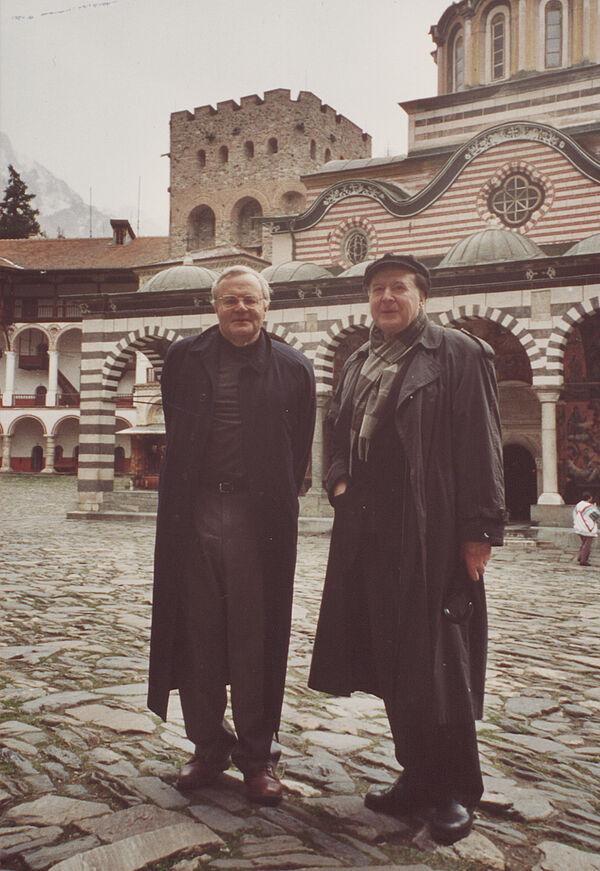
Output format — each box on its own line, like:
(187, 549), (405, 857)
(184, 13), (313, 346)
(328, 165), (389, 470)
(215, 294), (265, 309)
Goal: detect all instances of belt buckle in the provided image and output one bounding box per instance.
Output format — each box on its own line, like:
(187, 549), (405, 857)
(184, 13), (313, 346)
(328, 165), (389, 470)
(218, 481), (234, 494)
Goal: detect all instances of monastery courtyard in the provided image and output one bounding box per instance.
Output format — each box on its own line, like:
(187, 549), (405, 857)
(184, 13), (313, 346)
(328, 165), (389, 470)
(1, 477), (600, 871)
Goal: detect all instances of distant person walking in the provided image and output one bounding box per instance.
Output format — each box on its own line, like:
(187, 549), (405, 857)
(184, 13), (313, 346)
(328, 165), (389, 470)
(573, 492), (600, 566)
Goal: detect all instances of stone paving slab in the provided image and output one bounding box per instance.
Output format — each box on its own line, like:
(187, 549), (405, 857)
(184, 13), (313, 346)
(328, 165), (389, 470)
(2, 478), (600, 871)
(47, 822), (224, 870)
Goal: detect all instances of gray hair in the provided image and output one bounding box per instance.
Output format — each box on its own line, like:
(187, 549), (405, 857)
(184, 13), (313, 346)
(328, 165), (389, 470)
(211, 265), (271, 305)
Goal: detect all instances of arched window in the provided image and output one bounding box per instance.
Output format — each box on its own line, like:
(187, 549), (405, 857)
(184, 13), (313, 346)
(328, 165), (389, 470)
(244, 141), (254, 158)
(448, 28), (464, 91)
(267, 137), (278, 154)
(232, 197), (263, 251)
(197, 149), (206, 168)
(279, 191), (306, 215)
(324, 148), (332, 162)
(454, 34), (464, 90)
(218, 145), (228, 164)
(491, 13), (505, 79)
(545, 1), (562, 68)
(187, 205), (216, 250)
(310, 139), (316, 160)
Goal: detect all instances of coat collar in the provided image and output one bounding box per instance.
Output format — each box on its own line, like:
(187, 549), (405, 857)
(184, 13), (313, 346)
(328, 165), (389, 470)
(352, 317), (443, 362)
(348, 319), (444, 410)
(189, 324), (272, 373)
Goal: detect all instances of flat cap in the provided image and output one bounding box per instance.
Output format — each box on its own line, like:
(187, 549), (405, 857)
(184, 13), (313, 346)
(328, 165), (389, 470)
(363, 252), (430, 295)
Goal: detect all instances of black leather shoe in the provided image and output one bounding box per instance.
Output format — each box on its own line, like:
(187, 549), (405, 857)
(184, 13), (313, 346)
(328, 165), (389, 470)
(364, 776), (426, 816)
(429, 798), (474, 844)
(176, 753), (230, 790)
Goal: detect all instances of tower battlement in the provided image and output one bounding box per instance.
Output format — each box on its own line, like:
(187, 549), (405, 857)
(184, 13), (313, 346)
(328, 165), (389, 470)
(168, 89), (371, 260)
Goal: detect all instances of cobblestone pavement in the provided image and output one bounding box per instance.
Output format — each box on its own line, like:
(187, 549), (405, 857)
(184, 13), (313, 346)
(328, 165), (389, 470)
(1, 477), (600, 871)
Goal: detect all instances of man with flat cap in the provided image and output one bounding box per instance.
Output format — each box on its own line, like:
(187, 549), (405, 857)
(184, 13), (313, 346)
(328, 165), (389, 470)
(309, 252), (505, 844)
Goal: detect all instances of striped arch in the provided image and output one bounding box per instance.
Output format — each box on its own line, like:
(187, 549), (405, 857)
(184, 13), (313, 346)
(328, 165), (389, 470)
(433, 304), (543, 372)
(313, 313), (370, 390)
(546, 297), (600, 378)
(265, 323), (304, 351)
(101, 325), (182, 394)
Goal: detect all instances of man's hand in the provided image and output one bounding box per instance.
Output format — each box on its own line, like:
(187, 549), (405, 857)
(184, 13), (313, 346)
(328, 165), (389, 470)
(462, 541), (491, 581)
(333, 479), (348, 498)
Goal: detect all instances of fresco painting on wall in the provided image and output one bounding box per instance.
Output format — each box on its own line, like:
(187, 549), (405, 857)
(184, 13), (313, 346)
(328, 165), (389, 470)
(559, 319), (600, 501)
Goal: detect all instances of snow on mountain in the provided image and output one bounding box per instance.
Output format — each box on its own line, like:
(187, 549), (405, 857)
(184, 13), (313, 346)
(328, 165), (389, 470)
(1, 132), (120, 239)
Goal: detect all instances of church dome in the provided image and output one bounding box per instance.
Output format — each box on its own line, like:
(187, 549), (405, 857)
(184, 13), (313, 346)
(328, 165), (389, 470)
(565, 233), (600, 256)
(261, 260), (332, 283)
(339, 259), (375, 277)
(138, 264), (220, 293)
(439, 229), (546, 267)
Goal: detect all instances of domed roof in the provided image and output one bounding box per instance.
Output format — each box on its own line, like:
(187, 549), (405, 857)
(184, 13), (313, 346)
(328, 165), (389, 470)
(439, 229), (546, 267)
(261, 260), (331, 283)
(138, 264), (220, 293)
(339, 259), (375, 277)
(566, 233), (600, 255)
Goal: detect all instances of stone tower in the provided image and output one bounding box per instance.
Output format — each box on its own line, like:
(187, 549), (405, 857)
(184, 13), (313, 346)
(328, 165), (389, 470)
(168, 88), (372, 260)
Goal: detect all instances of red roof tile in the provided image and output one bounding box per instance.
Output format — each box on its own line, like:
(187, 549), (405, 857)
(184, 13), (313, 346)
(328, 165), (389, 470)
(0, 237), (169, 271)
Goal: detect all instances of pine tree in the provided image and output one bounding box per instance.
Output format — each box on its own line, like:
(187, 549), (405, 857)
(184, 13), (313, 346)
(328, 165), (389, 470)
(0, 165), (41, 239)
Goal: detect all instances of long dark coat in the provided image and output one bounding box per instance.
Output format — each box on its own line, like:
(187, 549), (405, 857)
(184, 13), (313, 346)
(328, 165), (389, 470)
(148, 325), (316, 731)
(309, 321), (505, 726)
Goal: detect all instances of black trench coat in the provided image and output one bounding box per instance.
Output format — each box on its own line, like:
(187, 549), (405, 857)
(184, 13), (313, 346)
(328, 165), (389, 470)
(148, 326), (316, 732)
(309, 321), (505, 726)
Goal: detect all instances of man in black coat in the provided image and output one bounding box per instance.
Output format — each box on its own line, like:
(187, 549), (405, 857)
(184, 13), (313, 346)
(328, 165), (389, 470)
(309, 253), (505, 844)
(148, 265), (315, 806)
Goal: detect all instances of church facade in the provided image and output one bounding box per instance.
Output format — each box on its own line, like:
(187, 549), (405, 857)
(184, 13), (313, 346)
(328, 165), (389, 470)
(1, 0), (600, 524)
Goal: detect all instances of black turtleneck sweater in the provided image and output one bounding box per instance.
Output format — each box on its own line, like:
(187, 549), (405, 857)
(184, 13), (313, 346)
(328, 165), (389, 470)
(200, 332), (266, 484)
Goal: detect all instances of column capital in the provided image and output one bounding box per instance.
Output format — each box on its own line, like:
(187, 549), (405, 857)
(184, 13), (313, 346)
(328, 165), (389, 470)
(534, 388), (561, 404)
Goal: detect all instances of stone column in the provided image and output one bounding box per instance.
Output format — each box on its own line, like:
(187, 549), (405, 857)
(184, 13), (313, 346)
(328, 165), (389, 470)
(518, 0), (527, 70)
(4, 350), (16, 406)
(311, 394), (328, 494)
(42, 434), (56, 474)
(1, 433), (12, 474)
(47, 349), (59, 406)
(299, 392), (333, 520)
(536, 390), (564, 504)
(582, 0), (591, 61)
(464, 18), (472, 88)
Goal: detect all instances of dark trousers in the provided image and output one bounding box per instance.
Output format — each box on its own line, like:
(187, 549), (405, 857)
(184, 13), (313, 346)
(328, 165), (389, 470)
(383, 698), (483, 808)
(578, 535), (593, 565)
(177, 488), (278, 774)
(359, 519), (483, 809)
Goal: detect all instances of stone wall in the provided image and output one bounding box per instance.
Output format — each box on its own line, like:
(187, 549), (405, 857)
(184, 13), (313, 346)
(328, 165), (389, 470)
(169, 89), (371, 259)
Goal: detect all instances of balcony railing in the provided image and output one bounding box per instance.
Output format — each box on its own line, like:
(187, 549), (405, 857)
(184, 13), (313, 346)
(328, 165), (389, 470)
(115, 394), (134, 407)
(5, 393), (80, 408)
(13, 395), (43, 407)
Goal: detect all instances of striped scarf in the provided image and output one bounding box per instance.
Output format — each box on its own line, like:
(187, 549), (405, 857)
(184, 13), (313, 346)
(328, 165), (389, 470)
(350, 310), (428, 470)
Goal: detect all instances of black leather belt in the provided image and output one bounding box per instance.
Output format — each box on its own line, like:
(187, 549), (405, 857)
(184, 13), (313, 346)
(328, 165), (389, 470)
(200, 480), (248, 494)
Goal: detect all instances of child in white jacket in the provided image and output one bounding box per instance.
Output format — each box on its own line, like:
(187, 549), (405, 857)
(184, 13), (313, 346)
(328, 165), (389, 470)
(573, 491), (600, 565)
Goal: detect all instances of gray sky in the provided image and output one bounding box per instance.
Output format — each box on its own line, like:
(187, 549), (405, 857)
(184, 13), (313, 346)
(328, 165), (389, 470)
(1, 0), (451, 234)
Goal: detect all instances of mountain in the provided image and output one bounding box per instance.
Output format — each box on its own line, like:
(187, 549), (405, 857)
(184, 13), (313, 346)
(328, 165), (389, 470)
(1, 132), (117, 239)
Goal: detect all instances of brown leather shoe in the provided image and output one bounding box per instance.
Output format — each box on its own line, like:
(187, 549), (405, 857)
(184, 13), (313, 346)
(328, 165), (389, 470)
(176, 754), (229, 790)
(245, 764), (283, 806)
